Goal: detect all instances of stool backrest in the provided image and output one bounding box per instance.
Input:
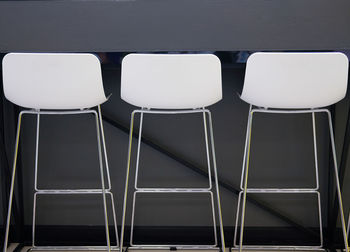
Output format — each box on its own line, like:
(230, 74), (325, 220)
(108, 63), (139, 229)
(121, 54), (222, 109)
(241, 52), (349, 109)
(2, 53), (107, 109)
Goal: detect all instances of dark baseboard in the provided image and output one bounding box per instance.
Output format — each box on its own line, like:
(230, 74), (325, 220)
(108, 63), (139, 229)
(0, 225), (346, 248)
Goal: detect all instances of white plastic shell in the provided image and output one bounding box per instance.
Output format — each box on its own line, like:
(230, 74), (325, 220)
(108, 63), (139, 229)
(2, 53), (107, 109)
(121, 54), (222, 109)
(241, 52), (349, 109)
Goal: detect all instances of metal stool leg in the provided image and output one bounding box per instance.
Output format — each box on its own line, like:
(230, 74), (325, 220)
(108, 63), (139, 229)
(238, 110), (253, 252)
(3, 111), (23, 252)
(207, 110), (226, 252)
(233, 105), (252, 247)
(120, 109), (226, 251)
(18, 109), (117, 252)
(326, 110), (349, 252)
(94, 110), (111, 252)
(32, 112), (40, 248)
(203, 111), (218, 248)
(234, 108), (326, 251)
(312, 112), (324, 247)
(120, 111), (136, 252)
(98, 105), (120, 248)
(128, 110), (222, 249)
(129, 111), (143, 247)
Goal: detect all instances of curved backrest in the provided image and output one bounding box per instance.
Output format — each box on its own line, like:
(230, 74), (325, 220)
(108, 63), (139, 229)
(241, 52), (349, 109)
(121, 54), (222, 109)
(2, 53), (107, 109)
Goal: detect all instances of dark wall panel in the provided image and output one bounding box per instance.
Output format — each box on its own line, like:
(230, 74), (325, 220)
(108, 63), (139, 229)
(0, 0), (350, 52)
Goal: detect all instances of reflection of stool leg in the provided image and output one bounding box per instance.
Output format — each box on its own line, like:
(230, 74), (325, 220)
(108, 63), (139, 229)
(120, 109), (225, 252)
(347, 212), (350, 239)
(326, 110), (349, 252)
(4, 109), (119, 252)
(3, 111), (23, 252)
(234, 108), (348, 251)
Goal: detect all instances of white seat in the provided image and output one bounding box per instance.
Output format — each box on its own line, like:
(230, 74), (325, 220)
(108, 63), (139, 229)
(121, 53), (222, 109)
(2, 53), (108, 109)
(240, 52), (349, 109)
(119, 53), (225, 252)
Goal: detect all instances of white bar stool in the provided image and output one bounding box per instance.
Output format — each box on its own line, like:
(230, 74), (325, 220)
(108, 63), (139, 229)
(2, 53), (119, 252)
(119, 53), (226, 252)
(233, 52), (349, 251)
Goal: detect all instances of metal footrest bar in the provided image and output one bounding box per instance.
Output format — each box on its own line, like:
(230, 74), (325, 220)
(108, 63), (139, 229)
(35, 189), (112, 194)
(29, 246), (120, 251)
(231, 245), (324, 251)
(135, 188), (212, 193)
(129, 245), (220, 250)
(244, 188), (318, 193)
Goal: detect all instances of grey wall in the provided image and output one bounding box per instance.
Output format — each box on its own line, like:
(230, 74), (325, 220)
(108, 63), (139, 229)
(14, 66), (334, 235)
(0, 0), (350, 52)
